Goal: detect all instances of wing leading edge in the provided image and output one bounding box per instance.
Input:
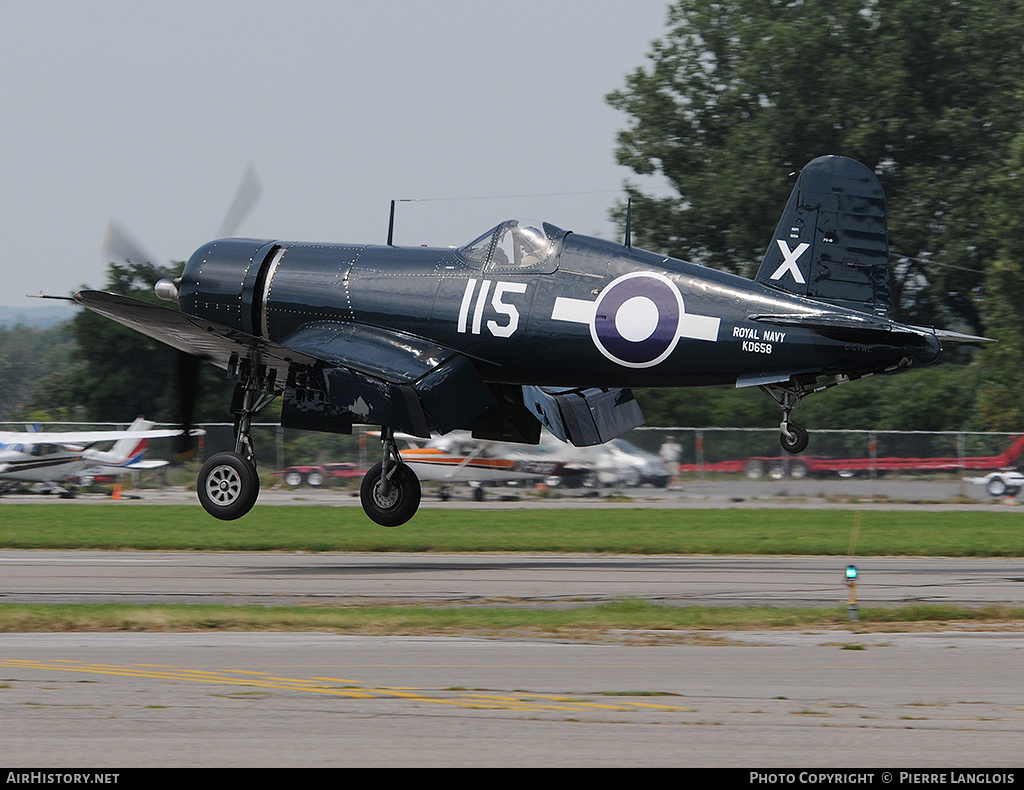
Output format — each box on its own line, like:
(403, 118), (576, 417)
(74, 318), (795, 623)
(74, 290), (495, 439)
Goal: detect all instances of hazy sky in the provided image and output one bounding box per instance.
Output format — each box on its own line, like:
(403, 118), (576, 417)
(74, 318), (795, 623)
(0, 0), (674, 311)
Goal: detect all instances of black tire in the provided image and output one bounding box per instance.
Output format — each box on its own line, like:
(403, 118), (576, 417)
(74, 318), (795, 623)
(780, 424), (809, 454)
(360, 461), (421, 527)
(197, 452), (259, 520)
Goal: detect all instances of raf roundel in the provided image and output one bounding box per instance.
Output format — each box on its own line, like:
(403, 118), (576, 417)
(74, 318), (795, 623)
(591, 272), (684, 368)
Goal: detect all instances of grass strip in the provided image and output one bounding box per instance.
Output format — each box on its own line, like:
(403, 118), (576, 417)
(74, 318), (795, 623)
(0, 504), (1022, 555)
(0, 601), (1021, 635)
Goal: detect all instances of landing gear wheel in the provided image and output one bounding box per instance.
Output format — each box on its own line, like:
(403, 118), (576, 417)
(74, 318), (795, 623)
(986, 476), (1007, 497)
(780, 423), (809, 454)
(360, 461), (421, 527)
(197, 452), (259, 520)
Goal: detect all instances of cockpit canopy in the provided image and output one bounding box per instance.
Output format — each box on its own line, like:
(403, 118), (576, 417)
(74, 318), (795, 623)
(458, 218), (567, 272)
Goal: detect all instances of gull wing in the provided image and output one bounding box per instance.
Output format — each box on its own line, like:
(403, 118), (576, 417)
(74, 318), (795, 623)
(74, 290), (494, 438)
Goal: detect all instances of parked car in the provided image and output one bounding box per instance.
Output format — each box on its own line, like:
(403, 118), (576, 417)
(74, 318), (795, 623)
(606, 439), (671, 487)
(276, 463), (364, 487)
(550, 438), (670, 488)
(963, 471), (1024, 497)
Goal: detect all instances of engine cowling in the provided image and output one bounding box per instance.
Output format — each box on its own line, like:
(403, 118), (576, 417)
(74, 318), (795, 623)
(178, 238), (276, 336)
(177, 238), (368, 342)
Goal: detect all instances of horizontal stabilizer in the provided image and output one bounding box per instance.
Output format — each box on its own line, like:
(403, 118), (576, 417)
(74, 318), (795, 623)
(914, 326), (994, 344)
(522, 386), (644, 447)
(748, 311), (906, 335)
(750, 312), (993, 344)
(81, 460), (169, 476)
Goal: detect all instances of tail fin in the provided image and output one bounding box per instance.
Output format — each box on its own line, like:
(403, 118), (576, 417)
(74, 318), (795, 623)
(756, 155), (890, 316)
(99, 419), (154, 466)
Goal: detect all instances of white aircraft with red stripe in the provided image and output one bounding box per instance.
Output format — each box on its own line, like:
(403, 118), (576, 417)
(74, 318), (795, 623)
(398, 432), (589, 499)
(0, 418), (198, 493)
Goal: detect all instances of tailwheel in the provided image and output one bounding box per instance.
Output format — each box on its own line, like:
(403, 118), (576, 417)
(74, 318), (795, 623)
(360, 460), (421, 527)
(780, 422), (809, 455)
(760, 382), (811, 455)
(197, 451), (259, 520)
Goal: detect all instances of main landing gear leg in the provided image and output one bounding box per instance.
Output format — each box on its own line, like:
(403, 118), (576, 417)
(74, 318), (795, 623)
(759, 384), (810, 455)
(360, 426), (421, 527)
(197, 384), (274, 520)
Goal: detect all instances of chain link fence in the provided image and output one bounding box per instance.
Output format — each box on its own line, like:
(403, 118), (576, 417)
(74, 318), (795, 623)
(626, 428), (1022, 481)
(4, 423), (1021, 488)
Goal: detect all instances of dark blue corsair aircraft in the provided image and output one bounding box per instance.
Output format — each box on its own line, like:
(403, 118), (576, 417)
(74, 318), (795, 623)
(74, 155), (984, 526)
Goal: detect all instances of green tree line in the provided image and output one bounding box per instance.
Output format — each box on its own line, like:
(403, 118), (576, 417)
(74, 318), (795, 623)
(0, 323), (76, 421)
(610, 0), (1024, 430)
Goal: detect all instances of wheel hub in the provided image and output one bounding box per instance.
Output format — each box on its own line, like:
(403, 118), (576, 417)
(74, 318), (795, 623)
(206, 465), (242, 505)
(373, 478), (401, 509)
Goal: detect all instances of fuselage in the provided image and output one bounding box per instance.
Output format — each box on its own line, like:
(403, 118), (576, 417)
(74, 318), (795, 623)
(0, 430), (152, 485)
(0, 443), (86, 482)
(177, 220), (939, 391)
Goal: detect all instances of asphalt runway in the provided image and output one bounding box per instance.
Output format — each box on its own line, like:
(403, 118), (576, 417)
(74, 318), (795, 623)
(2, 630), (1023, 767)
(1, 551), (1023, 607)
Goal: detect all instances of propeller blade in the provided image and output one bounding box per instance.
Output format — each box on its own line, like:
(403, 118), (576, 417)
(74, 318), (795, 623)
(216, 161), (263, 239)
(174, 351), (201, 461)
(102, 219), (159, 267)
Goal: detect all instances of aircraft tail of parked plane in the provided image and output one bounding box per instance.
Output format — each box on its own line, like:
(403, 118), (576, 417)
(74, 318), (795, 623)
(86, 419), (156, 467)
(74, 418), (174, 479)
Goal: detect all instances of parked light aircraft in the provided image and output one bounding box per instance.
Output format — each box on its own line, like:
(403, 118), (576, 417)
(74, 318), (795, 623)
(71, 156), (986, 525)
(398, 431), (669, 499)
(398, 431), (593, 500)
(0, 418), (196, 495)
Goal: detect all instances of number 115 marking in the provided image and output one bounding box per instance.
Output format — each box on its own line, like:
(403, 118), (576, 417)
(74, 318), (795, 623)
(456, 278), (528, 338)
